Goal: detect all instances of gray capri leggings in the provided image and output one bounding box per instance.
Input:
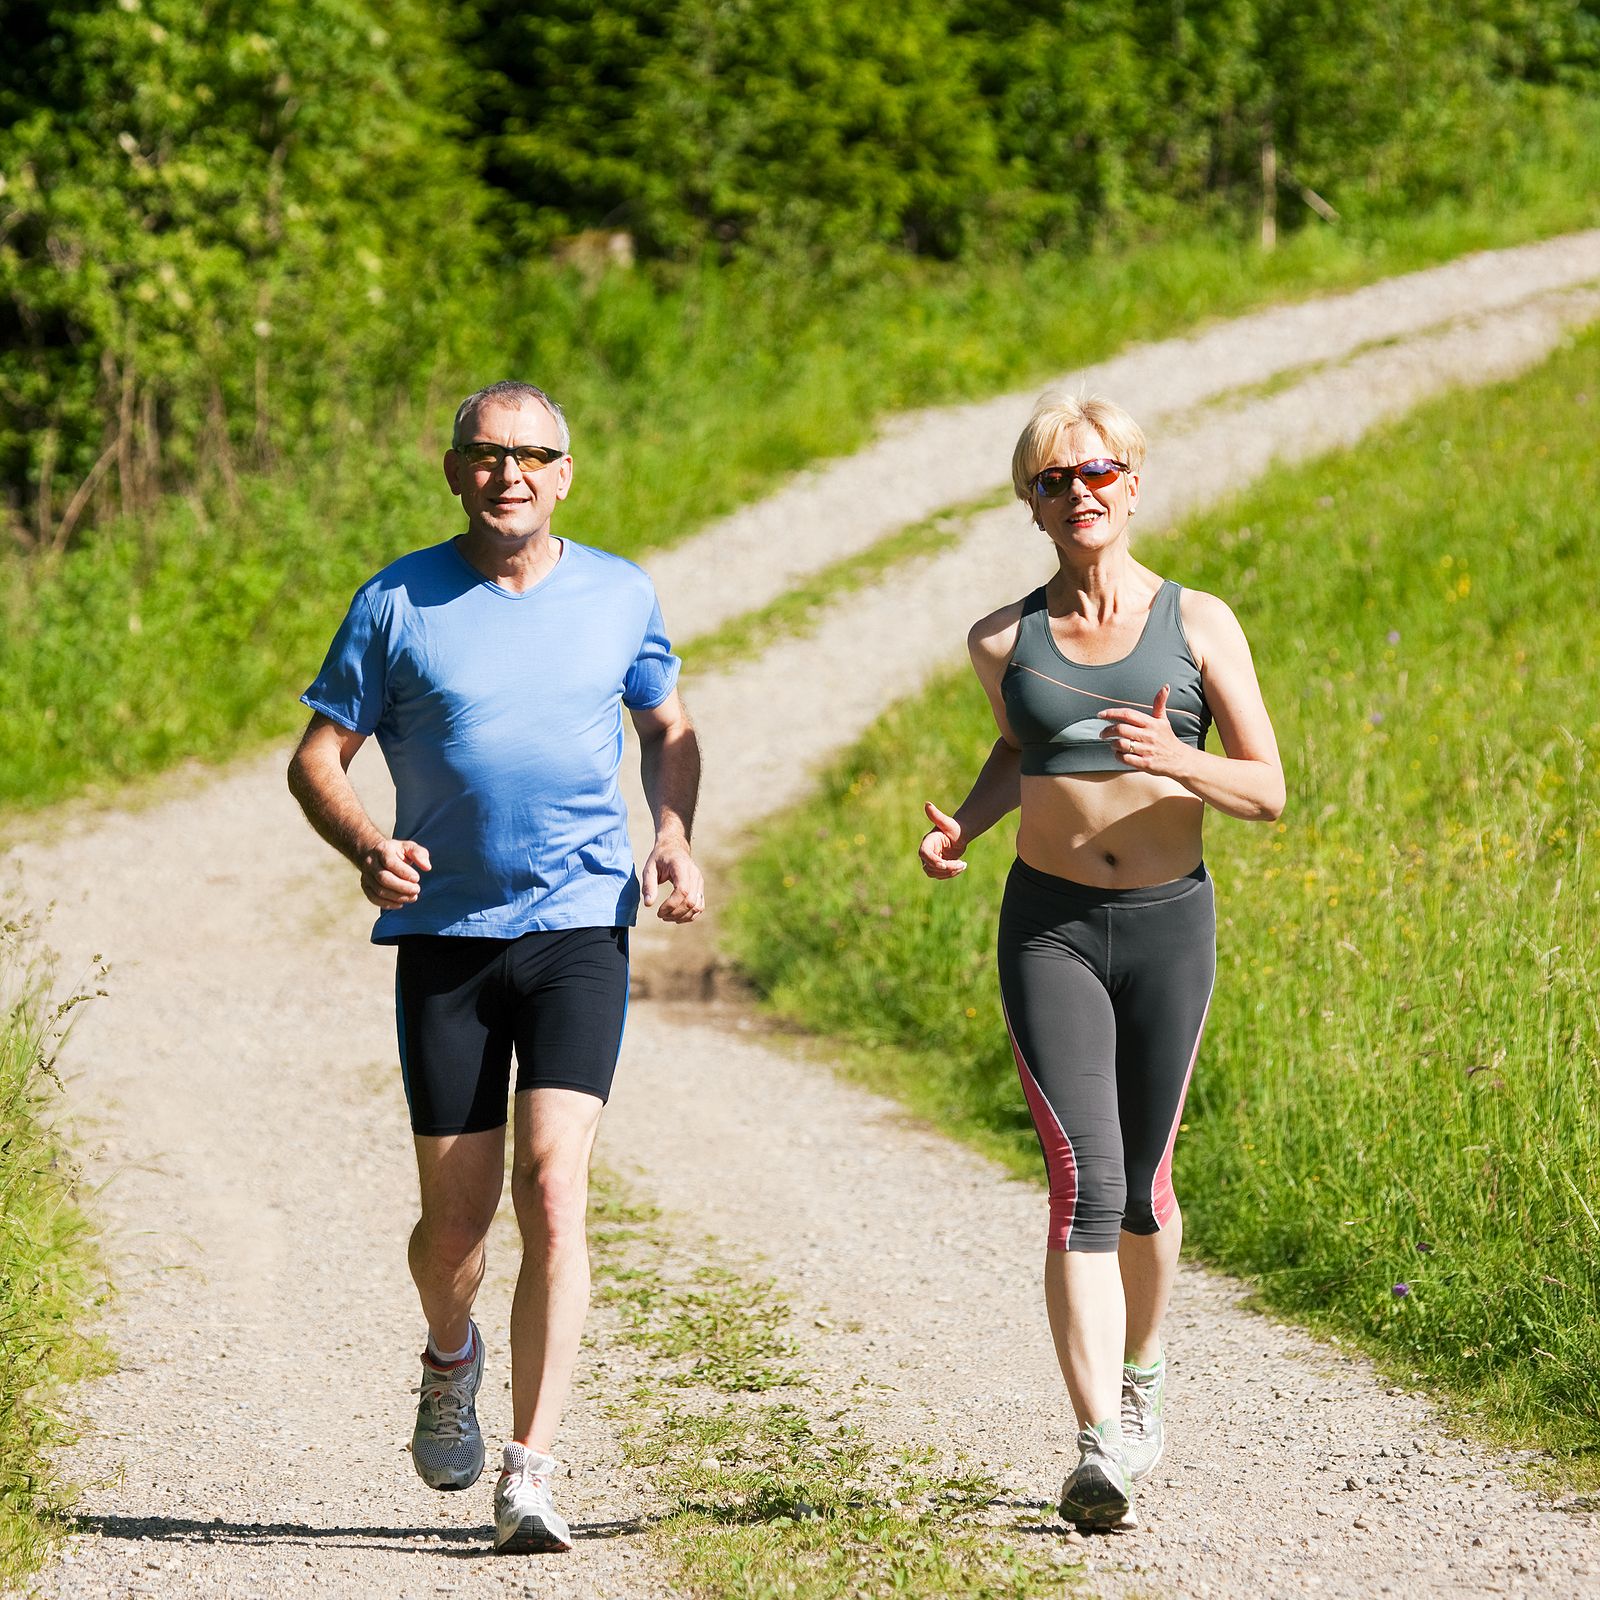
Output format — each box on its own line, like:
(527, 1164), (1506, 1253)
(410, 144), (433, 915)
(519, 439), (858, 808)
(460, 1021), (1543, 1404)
(997, 857), (1216, 1253)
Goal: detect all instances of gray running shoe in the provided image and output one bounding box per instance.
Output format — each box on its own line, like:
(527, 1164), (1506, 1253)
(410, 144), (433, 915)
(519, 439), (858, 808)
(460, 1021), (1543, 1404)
(411, 1321), (484, 1491)
(1120, 1359), (1166, 1483)
(1059, 1425), (1132, 1531)
(494, 1442), (574, 1553)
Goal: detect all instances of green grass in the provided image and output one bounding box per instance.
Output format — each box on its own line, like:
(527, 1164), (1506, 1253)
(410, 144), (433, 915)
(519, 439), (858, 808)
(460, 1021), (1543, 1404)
(5, 90), (1600, 816)
(589, 1175), (1080, 1598)
(0, 919), (106, 1581)
(724, 325), (1600, 1483)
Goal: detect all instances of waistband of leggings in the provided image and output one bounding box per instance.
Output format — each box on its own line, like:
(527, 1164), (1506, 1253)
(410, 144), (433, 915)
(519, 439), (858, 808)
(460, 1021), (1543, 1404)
(1007, 856), (1209, 908)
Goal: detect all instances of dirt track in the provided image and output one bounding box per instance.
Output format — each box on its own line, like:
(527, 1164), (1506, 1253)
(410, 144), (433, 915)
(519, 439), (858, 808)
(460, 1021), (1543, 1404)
(13, 232), (1600, 1598)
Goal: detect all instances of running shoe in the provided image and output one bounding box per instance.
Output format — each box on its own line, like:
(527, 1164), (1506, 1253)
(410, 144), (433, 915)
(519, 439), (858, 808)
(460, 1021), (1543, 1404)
(494, 1442), (574, 1553)
(411, 1321), (485, 1491)
(1120, 1358), (1166, 1483)
(1058, 1424), (1132, 1531)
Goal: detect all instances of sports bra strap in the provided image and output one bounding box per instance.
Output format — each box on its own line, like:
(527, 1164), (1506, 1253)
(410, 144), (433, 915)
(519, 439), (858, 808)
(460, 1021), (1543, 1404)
(1012, 586), (1050, 658)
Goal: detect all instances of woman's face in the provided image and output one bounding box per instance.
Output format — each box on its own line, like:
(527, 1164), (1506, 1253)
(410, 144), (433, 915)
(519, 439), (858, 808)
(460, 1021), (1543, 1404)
(1031, 426), (1140, 559)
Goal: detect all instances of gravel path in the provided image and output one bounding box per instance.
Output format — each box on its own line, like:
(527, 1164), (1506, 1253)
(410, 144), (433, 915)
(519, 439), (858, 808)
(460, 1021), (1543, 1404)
(12, 234), (1600, 1598)
(647, 229), (1600, 635)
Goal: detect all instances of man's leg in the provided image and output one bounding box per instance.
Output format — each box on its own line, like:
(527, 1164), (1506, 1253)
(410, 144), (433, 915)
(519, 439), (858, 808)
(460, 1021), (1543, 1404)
(507, 1086), (605, 1451)
(405, 1126), (505, 1492)
(409, 1127), (506, 1352)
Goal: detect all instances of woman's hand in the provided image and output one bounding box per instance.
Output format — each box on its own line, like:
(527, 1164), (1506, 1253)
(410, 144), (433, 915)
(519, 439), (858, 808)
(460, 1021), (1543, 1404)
(918, 801), (969, 878)
(1098, 686), (1194, 779)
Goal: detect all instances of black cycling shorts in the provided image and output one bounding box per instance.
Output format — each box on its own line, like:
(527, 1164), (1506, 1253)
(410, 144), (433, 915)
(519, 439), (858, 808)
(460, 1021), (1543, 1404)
(394, 927), (629, 1137)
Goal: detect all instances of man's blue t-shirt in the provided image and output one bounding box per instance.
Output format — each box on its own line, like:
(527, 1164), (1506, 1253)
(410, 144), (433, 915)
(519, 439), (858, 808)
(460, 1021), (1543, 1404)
(301, 538), (679, 943)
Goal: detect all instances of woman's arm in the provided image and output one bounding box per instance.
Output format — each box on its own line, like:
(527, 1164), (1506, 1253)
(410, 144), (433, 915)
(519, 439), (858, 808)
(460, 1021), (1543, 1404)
(920, 605), (1025, 878)
(920, 737), (1022, 877)
(1097, 592), (1284, 822)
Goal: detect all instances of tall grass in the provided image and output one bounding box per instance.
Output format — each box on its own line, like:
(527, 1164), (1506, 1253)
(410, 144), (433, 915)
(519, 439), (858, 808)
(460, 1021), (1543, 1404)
(0, 920), (104, 1580)
(725, 326), (1600, 1478)
(5, 93), (1600, 815)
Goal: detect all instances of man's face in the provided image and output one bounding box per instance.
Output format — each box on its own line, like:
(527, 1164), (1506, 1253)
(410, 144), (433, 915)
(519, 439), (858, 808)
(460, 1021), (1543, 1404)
(444, 400), (572, 546)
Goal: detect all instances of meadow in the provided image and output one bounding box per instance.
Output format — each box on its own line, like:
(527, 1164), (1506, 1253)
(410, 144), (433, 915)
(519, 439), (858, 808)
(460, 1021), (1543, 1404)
(725, 326), (1600, 1479)
(5, 102), (1600, 817)
(0, 923), (103, 1580)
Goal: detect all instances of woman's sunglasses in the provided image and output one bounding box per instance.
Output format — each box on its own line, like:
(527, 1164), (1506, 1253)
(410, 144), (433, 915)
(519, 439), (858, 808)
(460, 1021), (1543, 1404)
(1030, 459), (1129, 498)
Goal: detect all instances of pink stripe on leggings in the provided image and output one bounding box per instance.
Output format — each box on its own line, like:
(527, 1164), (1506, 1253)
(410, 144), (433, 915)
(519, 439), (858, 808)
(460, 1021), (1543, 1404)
(1003, 1001), (1078, 1251)
(1149, 988), (1212, 1229)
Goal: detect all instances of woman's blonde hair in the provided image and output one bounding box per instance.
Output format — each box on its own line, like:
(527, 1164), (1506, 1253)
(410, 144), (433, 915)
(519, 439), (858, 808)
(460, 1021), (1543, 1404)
(1010, 392), (1147, 501)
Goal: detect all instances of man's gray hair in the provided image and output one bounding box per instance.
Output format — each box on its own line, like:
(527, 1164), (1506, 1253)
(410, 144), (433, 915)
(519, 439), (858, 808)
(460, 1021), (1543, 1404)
(451, 380), (571, 453)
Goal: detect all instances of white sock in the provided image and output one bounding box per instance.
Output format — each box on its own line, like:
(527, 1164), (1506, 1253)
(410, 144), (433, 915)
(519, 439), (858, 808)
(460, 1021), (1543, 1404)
(426, 1328), (474, 1366)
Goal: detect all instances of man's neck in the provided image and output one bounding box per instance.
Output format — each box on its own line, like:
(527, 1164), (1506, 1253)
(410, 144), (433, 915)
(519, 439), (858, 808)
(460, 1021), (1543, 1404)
(455, 527), (563, 594)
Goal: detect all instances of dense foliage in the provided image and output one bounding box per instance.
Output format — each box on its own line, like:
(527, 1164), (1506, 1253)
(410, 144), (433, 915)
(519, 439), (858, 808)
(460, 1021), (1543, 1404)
(2, 0), (1597, 549)
(1, 0), (481, 548)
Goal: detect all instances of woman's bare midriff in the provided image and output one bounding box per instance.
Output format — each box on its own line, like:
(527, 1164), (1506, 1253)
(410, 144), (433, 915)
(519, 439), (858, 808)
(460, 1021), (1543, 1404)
(1016, 770), (1205, 889)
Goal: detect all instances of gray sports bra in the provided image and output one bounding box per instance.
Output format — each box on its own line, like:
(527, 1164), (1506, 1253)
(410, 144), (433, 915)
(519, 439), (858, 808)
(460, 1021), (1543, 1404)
(1000, 581), (1212, 776)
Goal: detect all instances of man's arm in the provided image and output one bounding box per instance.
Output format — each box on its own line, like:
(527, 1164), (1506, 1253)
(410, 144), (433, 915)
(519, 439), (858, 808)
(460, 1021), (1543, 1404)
(629, 690), (704, 924)
(287, 713), (432, 909)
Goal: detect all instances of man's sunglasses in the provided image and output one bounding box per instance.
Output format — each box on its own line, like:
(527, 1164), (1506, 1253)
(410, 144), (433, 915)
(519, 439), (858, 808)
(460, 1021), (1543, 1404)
(456, 441), (567, 471)
(1030, 459), (1129, 498)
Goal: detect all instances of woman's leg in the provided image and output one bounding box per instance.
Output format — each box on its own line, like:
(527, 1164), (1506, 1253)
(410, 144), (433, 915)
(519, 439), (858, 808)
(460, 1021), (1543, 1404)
(1118, 1212), (1183, 1367)
(1111, 877), (1214, 1360)
(1044, 1247), (1124, 1426)
(1108, 875), (1215, 1414)
(998, 866), (1126, 1428)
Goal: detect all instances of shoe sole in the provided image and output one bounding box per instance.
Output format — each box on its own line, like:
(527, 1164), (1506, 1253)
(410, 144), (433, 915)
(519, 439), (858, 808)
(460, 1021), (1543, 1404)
(495, 1515), (573, 1554)
(1060, 1465), (1131, 1531)
(419, 1458), (484, 1492)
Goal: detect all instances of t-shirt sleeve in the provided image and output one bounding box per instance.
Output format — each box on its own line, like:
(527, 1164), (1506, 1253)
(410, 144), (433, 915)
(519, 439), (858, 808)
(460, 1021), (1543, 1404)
(300, 588), (390, 734)
(621, 591), (681, 711)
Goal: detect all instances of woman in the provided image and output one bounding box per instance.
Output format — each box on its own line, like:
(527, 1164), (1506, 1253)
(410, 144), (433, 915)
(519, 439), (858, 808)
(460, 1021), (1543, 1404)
(920, 393), (1283, 1530)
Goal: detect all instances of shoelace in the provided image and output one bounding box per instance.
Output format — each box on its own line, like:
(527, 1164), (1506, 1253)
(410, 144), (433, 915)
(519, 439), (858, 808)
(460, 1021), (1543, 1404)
(416, 1369), (474, 1443)
(1120, 1374), (1155, 1437)
(1076, 1426), (1122, 1464)
(502, 1463), (548, 1490)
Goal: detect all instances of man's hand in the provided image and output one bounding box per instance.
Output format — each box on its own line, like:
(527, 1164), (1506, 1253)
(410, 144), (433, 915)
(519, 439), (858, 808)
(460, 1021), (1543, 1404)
(360, 838), (432, 909)
(918, 800), (968, 878)
(641, 831), (705, 923)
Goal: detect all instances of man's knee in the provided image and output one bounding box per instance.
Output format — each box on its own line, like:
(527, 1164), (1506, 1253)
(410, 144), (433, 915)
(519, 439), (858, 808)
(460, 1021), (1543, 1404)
(415, 1197), (497, 1267)
(510, 1158), (588, 1247)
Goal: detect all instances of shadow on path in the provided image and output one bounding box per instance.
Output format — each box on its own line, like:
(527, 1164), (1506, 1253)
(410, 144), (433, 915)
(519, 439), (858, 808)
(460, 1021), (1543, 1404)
(70, 1512), (654, 1555)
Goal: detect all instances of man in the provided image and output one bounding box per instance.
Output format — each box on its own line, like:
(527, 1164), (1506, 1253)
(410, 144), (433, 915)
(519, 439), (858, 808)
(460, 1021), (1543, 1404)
(287, 380), (702, 1554)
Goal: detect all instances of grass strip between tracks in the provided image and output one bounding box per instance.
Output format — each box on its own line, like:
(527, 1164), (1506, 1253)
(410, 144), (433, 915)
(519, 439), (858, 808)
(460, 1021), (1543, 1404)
(680, 492), (1005, 675)
(589, 1172), (1084, 1598)
(724, 324), (1600, 1488)
(0, 920), (107, 1582)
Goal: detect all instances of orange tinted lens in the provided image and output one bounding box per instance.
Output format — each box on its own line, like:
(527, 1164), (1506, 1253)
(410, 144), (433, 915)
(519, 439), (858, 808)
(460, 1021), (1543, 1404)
(1035, 468), (1072, 497)
(1077, 462), (1121, 487)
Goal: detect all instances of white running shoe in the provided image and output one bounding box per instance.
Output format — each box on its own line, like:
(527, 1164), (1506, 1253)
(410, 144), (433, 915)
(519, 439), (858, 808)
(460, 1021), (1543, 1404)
(1058, 1424), (1132, 1531)
(1120, 1358), (1166, 1483)
(493, 1442), (574, 1553)
(411, 1321), (485, 1491)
